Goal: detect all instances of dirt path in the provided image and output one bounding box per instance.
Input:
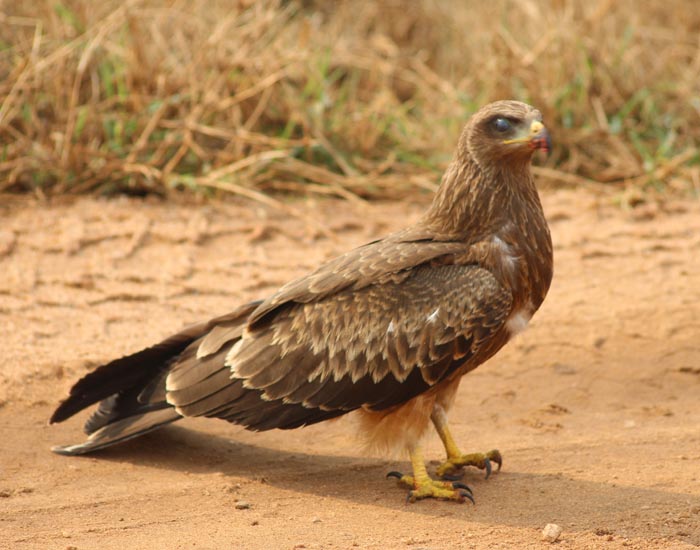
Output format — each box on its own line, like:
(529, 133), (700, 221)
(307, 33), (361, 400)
(1, 190), (699, 550)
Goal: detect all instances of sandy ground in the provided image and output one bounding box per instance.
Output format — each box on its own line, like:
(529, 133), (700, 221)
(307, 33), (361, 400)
(1, 188), (699, 550)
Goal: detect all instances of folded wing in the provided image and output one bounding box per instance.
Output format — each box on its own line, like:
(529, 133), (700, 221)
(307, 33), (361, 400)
(167, 262), (512, 431)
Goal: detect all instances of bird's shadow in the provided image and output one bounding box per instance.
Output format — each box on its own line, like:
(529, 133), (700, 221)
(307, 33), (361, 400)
(81, 423), (699, 545)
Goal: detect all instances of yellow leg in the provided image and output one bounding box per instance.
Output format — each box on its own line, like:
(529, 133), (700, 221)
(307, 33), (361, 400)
(386, 444), (474, 503)
(431, 405), (502, 479)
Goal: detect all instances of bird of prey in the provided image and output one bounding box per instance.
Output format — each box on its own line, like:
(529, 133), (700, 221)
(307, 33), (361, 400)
(50, 100), (553, 503)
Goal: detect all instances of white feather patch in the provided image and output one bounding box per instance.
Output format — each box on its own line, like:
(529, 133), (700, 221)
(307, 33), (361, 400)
(492, 235), (518, 272)
(427, 308), (440, 323)
(506, 308), (532, 337)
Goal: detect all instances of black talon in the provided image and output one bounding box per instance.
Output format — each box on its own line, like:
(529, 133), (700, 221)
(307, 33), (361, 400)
(483, 457), (492, 480)
(386, 471), (404, 480)
(440, 471), (464, 482)
(451, 482), (473, 495)
(406, 490), (415, 504)
(458, 489), (475, 504)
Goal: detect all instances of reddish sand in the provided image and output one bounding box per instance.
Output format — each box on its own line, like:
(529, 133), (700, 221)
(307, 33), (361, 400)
(1, 189), (699, 549)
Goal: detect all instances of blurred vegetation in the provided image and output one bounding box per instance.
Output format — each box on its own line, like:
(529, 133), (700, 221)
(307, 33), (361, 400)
(1, 0), (699, 203)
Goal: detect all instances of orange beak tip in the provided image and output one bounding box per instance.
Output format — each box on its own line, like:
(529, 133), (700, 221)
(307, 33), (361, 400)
(531, 130), (552, 155)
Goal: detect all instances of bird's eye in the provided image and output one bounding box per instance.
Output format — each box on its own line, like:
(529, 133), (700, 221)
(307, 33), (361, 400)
(491, 117), (512, 133)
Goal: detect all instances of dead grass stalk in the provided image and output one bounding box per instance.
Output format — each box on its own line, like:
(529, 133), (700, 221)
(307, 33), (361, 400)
(1, 0), (699, 205)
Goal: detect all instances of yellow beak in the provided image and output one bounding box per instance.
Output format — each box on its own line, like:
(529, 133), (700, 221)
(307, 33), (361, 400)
(503, 120), (551, 153)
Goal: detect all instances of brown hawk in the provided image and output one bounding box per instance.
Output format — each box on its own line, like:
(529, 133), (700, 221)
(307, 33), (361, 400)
(50, 100), (553, 503)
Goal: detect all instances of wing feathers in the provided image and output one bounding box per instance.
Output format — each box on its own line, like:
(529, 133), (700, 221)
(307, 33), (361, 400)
(159, 263), (511, 434)
(167, 365), (232, 408)
(248, 239), (466, 327)
(245, 346), (316, 391)
(175, 380), (247, 417)
(196, 300), (262, 359)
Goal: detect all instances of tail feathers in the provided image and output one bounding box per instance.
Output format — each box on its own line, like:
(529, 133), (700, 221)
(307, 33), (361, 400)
(50, 300), (264, 454)
(81, 371), (168, 435)
(50, 323), (207, 425)
(52, 406), (182, 456)
(49, 324), (206, 455)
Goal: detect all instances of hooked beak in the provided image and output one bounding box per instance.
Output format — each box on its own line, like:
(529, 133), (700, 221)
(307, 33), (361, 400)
(503, 120), (551, 154)
(528, 120), (551, 153)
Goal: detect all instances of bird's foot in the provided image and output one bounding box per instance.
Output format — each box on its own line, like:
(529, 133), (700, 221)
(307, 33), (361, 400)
(436, 449), (502, 480)
(386, 471), (474, 503)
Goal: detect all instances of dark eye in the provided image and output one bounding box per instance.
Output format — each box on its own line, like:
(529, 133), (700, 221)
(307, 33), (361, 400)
(492, 117), (512, 133)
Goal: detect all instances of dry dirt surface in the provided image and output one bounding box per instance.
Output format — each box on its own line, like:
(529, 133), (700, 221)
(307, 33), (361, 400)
(1, 189), (699, 550)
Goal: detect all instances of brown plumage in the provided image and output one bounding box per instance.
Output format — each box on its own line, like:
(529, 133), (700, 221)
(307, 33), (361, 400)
(50, 100), (553, 503)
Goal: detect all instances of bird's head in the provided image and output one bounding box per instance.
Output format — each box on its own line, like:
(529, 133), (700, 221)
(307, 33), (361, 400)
(460, 100), (551, 166)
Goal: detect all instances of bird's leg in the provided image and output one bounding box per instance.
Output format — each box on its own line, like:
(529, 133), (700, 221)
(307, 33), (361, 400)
(431, 405), (502, 480)
(386, 443), (474, 503)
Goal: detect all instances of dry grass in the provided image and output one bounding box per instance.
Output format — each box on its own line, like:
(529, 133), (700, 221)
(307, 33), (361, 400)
(1, 0), (699, 204)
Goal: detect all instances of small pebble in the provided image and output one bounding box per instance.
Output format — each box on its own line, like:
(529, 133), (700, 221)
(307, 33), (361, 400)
(235, 501), (251, 510)
(542, 523), (562, 542)
(311, 517), (322, 523)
